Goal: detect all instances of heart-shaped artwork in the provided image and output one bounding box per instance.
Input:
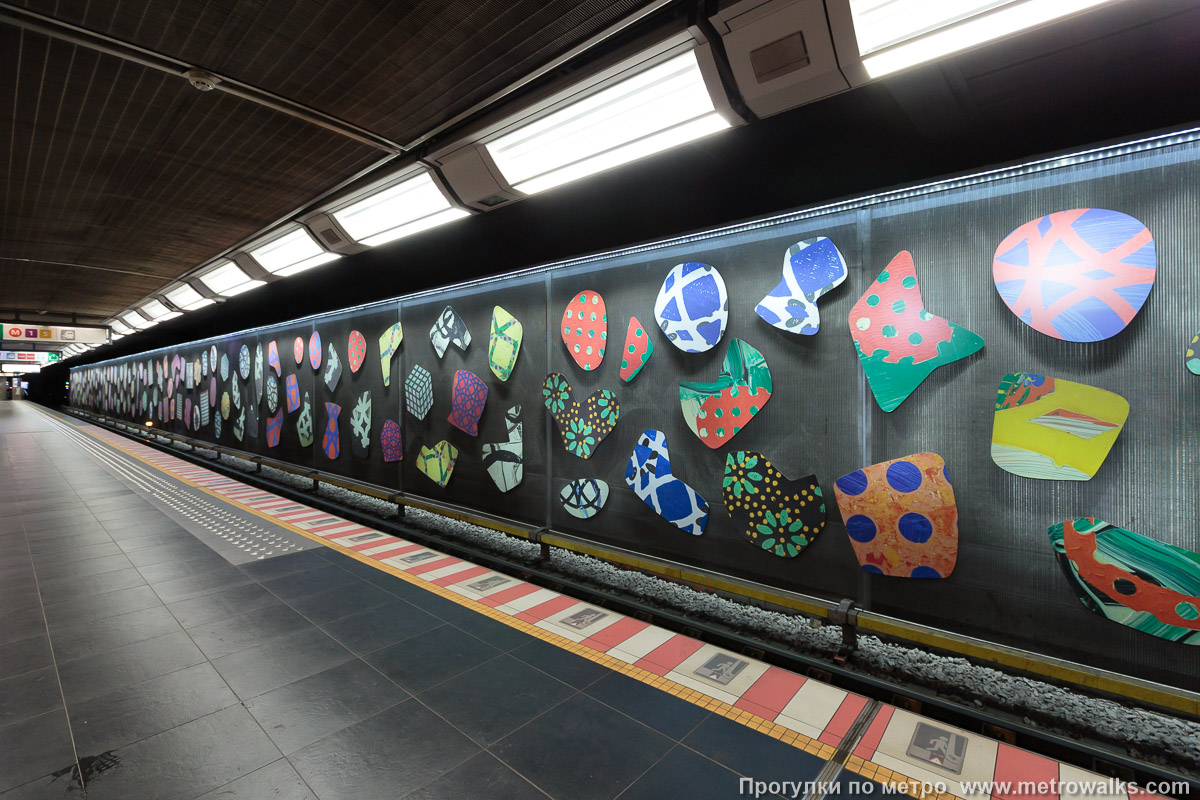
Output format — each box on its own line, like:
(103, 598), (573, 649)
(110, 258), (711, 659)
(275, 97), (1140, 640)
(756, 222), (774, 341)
(293, 336), (304, 365)
(993, 209), (1156, 342)
(654, 263), (728, 353)
(448, 370), (488, 436)
(417, 440), (458, 487)
(850, 251), (984, 413)
(380, 419), (403, 462)
(430, 306), (470, 358)
(268, 341), (281, 376)
(619, 316), (653, 382)
(322, 402), (341, 460)
(723, 451), (824, 558)
(560, 291), (607, 371)
(489, 306), (523, 381)
(755, 237), (848, 335)
(350, 391), (371, 457)
(323, 343), (342, 391)
(680, 339), (772, 449)
(347, 330), (366, 374)
(561, 479), (608, 519)
(625, 430), (709, 535)
(378, 322), (403, 386)
(542, 373), (619, 459)
(405, 365), (433, 420)
(285, 374), (300, 413)
(266, 411), (282, 447)
(482, 405), (522, 492)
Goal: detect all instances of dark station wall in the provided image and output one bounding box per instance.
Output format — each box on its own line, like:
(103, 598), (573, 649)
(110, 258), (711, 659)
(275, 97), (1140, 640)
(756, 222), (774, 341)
(70, 133), (1200, 691)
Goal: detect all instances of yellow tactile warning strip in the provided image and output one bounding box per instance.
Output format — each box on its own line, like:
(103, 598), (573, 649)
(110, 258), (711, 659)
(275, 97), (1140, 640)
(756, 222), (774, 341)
(843, 755), (965, 800)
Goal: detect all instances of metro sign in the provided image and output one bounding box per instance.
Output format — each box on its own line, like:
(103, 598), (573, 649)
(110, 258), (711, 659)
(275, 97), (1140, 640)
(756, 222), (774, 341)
(2, 324), (107, 344)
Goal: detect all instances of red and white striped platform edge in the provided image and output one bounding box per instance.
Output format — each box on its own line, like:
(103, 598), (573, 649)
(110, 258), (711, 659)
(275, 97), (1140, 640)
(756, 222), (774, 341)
(79, 423), (1168, 800)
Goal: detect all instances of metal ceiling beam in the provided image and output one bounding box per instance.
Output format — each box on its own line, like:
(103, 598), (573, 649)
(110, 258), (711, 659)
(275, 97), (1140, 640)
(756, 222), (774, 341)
(0, 2), (405, 154)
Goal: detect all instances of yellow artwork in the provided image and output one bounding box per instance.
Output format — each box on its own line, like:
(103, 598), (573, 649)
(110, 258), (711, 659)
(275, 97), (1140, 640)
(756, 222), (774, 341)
(990, 372), (1128, 481)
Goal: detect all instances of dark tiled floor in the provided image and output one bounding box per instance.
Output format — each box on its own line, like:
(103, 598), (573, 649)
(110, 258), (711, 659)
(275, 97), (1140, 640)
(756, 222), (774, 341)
(0, 403), (828, 798)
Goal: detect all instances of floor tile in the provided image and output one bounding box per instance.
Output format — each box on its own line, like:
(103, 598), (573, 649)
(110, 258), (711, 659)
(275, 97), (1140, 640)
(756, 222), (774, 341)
(238, 549), (331, 581)
(31, 541), (123, 566)
(135, 552), (231, 584)
(188, 603), (312, 660)
(285, 580), (396, 624)
(82, 705), (279, 800)
(0, 769), (84, 799)
(0, 634), (54, 681)
(26, 532), (114, 555)
(167, 582), (282, 629)
(42, 585), (162, 630)
(0, 709), (77, 793)
(419, 655), (575, 746)
(69, 662), (239, 756)
(211, 627), (355, 700)
(510, 637), (610, 689)
(258, 564), (360, 601)
(194, 758), (318, 800)
(244, 659), (409, 754)
(0, 667), (63, 728)
(682, 713), (828, 785)
(56, 630), (206, 705)
(366, 624), (502, 694)
(33, 553), (134, 584)
(405, 751), (546, 800)
(402, 589), (480, 623)
(50, 605), (182, 662)
(319, 601), (442, 655)
(290, 700), (480, 800)
(491, 694), (674, 800)
(149, 565), (254, 604)
(36, 567), (146, 604)
(586, 672), (710, 740)
(449, 613), (535, 652)
(617, 746), (748, 800)
(0, 605), (46, 646)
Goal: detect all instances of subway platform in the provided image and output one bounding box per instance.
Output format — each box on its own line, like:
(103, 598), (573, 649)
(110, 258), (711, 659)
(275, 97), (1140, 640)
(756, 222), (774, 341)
(0, 401), (1172, 799)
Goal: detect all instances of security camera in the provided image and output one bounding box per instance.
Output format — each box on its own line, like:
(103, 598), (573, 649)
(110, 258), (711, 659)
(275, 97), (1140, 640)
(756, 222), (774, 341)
(183, 69), (221, 92)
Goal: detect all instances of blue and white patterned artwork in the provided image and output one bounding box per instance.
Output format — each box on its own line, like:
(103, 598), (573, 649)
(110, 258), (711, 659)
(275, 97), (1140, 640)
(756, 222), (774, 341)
(560, 478), (608, 519)
(238, 344), (251, 380)
(624, 430), (710, 535)
(654, 263), (728, 353)
(755, 237), (848, 335)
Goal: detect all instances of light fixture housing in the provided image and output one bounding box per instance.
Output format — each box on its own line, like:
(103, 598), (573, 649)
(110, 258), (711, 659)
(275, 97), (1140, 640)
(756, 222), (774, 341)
(109, 318), (134, 335)
(328, 171), (469, 247)
(139, 299), (182, 322)
(197, 260), (265, 297)
(483, 48), (731, 195)
(121, 310), (156, 330)
(246, 228), (340, 277)
(843, 0), (1121, 78)
(164, 282), (215, 311)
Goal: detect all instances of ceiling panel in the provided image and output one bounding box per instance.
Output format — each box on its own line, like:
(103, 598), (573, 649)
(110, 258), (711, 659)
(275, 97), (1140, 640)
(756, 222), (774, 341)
(15, 0), (655, 146)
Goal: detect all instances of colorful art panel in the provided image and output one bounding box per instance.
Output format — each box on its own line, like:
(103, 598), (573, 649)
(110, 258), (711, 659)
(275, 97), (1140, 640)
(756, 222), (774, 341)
(245, 393), (259, 438)
(350, 391), (371, 458)
(323, 344), (343, 391)
(297, 393), (314, 447)
(991, 372), (1128, 481)
(268, 340), (281, 376)
(233, 405), (245, 442)
(489, 306), (523, 381)
(285, 374), (300, 413)
(993, 209), (1156, 342)
(850, 251), (985, 413)
(482, 405), (523, 492)
(1050, 518), (1200, 645)
(266, 411), (282, 448)
(560, 291), (607, 371)
(238, 344), (251, 380)
(323, 402), (341, 460)
(309, 332), (322, 370)
(679, 339), (772, 449)
(380, 419), (403, 462)
(417, 441), (458, 487)
(448, 370), (487, 436)
(833, 453), (957, 578)
(379, 322), (403, 386)
(405, 365), (433, 420)
(1187, 327), (1200, 375)
(542, 373), (619, 459)
(624, 430), (709, 536)
(654, 263), (728, 353)
(347, 330), (367, 373)
(561, 479), (609, 520)
(723, 452), (825, 558)
(755, 237), (848, 335)
(254, 344), (264, 400)
(293, 337), (304, 365)
(619, 316), (653, 383)
(430, 306), (471, 358)
(266, 375), (278, 414)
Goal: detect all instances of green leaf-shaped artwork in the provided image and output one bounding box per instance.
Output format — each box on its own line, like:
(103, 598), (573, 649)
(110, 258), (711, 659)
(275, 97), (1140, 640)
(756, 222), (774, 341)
(679, 339), (772, 450)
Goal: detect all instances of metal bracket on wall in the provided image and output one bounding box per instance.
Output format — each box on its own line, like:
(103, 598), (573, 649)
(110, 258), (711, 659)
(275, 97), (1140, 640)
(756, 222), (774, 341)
(830, 597), (858, 656)
(529, 527), (552, 561)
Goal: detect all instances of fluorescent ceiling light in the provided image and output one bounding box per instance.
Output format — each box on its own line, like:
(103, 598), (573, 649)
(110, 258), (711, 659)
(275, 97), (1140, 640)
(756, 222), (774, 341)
(165, 283), (214, 311)
(197, 261), (265, 297)
(121, 311), (156, 330)
(248, 228), (340, 277)
(140, 299), (181, 322)
(110, 319), (134, 335)
(485, 49), (729, 195)
(333, 172), (469, 246)
(852, 0), (1120, 78)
